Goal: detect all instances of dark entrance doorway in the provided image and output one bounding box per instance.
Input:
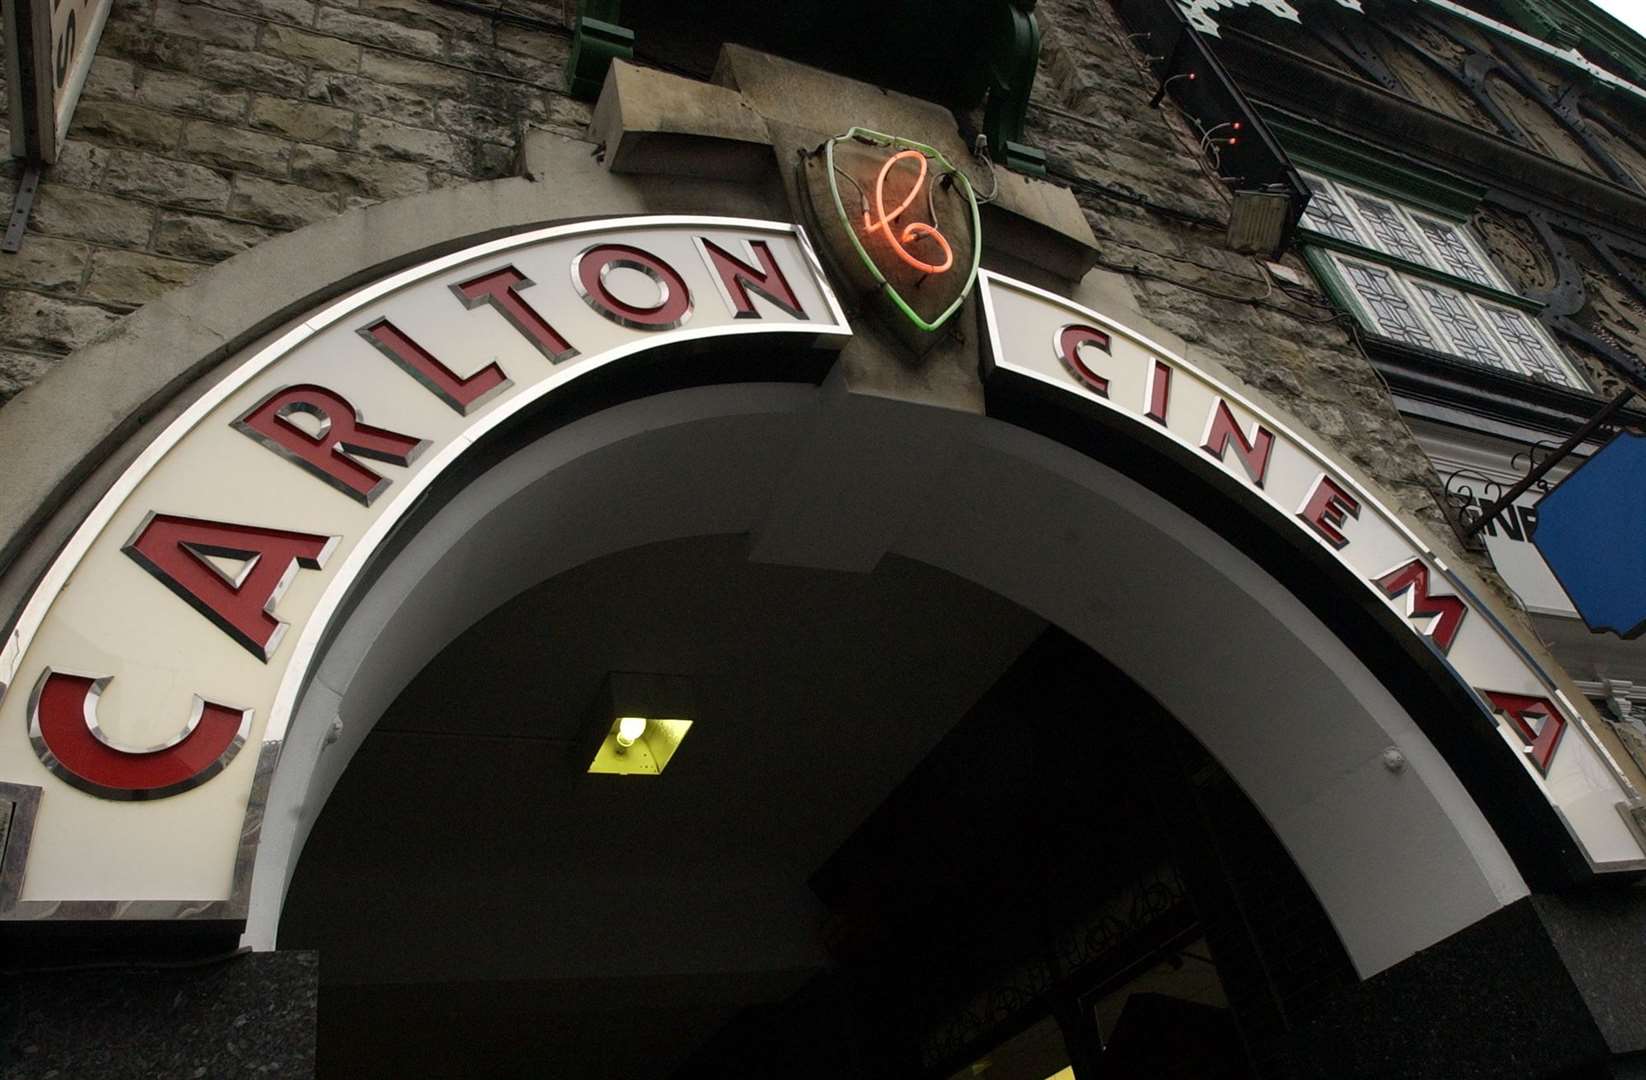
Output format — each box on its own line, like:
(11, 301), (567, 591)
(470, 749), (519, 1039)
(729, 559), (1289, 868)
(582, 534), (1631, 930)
(278, 536), (1354, 1078)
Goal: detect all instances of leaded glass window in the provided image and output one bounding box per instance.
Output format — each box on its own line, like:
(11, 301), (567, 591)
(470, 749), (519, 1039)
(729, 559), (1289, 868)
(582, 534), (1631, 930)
(1300, 177), (1360, 243)
(1351, 193), (1428, 264)
(1414, 217), (1494, 287)
(1412, 282), (1509, 370)
(1482, 304), (1577, 386)
(1341, 260), (1436, 349)
(1301, 172), (1586, 390)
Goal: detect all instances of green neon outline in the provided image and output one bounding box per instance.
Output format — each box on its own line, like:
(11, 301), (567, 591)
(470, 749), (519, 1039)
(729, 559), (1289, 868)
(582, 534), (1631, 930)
(824, 127), (983, 333)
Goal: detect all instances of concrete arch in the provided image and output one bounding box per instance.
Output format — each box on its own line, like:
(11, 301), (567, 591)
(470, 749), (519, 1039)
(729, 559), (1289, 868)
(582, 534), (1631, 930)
(0, 130), (1624, 987)
(0, 134), (770, 604)
(245, 372), (1522, 979)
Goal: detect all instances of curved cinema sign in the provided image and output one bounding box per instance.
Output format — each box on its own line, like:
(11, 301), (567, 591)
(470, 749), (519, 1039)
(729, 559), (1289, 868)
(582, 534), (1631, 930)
(0, 219), (1640, 920)
(0, 217), (850, 913)
(976, 271), (1646, 876)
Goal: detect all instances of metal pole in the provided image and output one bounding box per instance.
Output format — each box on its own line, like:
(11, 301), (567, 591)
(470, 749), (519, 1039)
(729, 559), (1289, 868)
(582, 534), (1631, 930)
(1461, 385), (1637, 540)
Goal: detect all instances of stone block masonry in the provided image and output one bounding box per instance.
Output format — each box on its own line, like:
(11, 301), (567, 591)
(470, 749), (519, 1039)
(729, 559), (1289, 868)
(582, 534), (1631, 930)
(1033, 0), (1477, 566)
(0, 0), (589, 403)
(0, 0), (1481, 583)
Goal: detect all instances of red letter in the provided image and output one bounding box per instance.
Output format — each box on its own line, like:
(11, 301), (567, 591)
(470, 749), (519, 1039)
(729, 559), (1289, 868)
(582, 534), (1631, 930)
(1297, 473), (1361, 549)
(697, 238), (807, 320)
(572, 243), (692, 330)
(359, 318), (511, 415)
(123, 514), (336, 661)
(29, 670), (249, 799)
(1146, 359), (1172, 425)
(1056, 324), (1112, 397)
(1375, 558), (1468, 654)
(450, 265), (578, 363)
(1481, 691), (1566, 775)
(233, 384), (427, 506)
(1200, 399), (1275, 487)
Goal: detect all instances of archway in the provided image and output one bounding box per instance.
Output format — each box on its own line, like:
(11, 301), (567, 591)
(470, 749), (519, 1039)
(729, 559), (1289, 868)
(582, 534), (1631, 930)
(0, 209), (1638, 1070)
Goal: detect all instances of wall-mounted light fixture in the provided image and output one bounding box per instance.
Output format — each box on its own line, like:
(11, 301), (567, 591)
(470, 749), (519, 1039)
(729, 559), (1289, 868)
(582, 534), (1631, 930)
(1226, 189), (1293, 257)
(580, 672), (695, 777)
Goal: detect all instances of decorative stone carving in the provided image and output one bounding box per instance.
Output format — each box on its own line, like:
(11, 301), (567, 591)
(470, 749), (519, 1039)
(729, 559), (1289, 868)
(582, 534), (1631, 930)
(1569, 240), (1646, 366)
(1577, 109), (1646, 192)
(1485, 72), (1604, 176)
(1473, 207), (1557, 294)
(1560, 337), (1628, 397)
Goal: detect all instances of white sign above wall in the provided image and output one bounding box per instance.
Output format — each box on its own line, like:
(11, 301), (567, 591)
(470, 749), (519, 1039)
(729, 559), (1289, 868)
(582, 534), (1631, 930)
(1452, 476), (1580, 619)
(2, 218), (1642, 928)
(2, 0), (113, 161)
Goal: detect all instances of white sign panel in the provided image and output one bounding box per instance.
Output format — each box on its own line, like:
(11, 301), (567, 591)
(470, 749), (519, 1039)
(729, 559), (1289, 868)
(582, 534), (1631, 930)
(1479, 498), (1579, 618)
(3, 0), (113, 161)
(0, 217), (848, 916)
(978, 270), (1646, 873)
(1427, 454), (1580, 619)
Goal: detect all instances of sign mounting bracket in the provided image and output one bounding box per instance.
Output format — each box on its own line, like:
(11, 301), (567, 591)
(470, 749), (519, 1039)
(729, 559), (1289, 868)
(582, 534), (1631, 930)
(1462, 385), (1636, 541)
(2, 162), (43, 254)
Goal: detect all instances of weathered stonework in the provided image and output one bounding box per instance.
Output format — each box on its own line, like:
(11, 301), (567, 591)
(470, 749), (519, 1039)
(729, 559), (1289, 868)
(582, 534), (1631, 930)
(0, 0), (588, 404)
(1034, 0), (1474, 562)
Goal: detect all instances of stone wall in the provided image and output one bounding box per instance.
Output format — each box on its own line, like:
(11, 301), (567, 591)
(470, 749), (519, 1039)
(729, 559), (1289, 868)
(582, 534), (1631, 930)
(0, 0), (588, 403)
(1032, 0), (1467, 550)
(0, 0), (1507, 566)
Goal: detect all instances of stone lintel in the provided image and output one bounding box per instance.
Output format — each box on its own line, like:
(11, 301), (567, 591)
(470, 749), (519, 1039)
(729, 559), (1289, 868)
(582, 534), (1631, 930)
(982, 165), (1102, 283)
(589, 60), (774, 181)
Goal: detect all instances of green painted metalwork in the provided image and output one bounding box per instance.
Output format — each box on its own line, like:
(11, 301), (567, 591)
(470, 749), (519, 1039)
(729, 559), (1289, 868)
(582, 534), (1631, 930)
(1500, 0), (1581, 49)
(1547, 0), (1646, 89)
(564, 2), (633, 101)
(1261, 109), (1486, 220)
(824, 128), (983, 333)
(983, 0), (1044, 176)
(1301, 230), (1546, 314)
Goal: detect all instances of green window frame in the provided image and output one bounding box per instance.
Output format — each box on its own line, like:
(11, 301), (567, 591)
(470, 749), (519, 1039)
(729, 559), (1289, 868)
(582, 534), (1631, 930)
(1297, 171), (1590, 392)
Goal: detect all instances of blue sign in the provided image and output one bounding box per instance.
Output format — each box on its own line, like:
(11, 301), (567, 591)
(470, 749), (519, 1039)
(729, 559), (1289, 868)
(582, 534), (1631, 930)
(1533, 431), (1646, 639)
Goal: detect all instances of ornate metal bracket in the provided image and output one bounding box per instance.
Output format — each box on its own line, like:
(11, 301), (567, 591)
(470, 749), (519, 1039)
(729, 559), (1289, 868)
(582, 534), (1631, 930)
(1461, 386), (1637, 540)
(563, 0), (633, 101)
(1442, 466), (1507, 538)
(2, 163), (42, 255)
(983, 0), (1046, 176)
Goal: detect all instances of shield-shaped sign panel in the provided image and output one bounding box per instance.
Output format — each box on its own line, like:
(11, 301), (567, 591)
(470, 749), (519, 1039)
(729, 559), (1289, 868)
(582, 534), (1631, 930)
(821, 128), (982, 333)
(1533, 430), (1646, 638)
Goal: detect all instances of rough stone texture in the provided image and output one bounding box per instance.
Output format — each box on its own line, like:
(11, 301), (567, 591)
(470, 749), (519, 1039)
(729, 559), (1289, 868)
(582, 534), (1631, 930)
(1289, 899), (1610, 1078)
(1534, 890), (1646, 1056)
(1032, 0), (1478, 568)
(1, 950), (318, 1078)
(0, 0), (573, 404)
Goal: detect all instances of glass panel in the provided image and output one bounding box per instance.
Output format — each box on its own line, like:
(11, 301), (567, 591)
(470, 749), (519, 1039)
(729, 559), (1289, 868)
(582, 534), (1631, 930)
(1481, 304), (1584, 388)
(1349, 192), (1429, 264)
(1411, 280), (1512, 371)
(1300, 177), (1361, 243)
(1340, 260), (1436, 348)
(1414, 217), (1495, 287)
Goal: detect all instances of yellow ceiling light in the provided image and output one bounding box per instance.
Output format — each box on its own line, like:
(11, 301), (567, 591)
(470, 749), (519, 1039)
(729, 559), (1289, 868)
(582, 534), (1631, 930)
(614, 716), (647, 748)
(582, 673), (695, 777)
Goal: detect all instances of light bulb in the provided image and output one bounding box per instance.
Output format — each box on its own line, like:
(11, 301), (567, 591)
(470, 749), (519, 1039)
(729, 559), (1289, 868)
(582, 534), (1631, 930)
(614, 716), (647, 748)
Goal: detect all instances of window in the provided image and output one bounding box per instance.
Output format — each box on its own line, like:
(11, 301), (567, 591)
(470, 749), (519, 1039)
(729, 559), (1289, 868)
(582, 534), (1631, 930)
(1299, 172), (1587, 391)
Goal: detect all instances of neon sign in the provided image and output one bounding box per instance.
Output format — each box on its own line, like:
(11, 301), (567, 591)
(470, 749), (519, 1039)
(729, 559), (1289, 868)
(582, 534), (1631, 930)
(824, 128), (981, 332)
(864, 149), (955, 275)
